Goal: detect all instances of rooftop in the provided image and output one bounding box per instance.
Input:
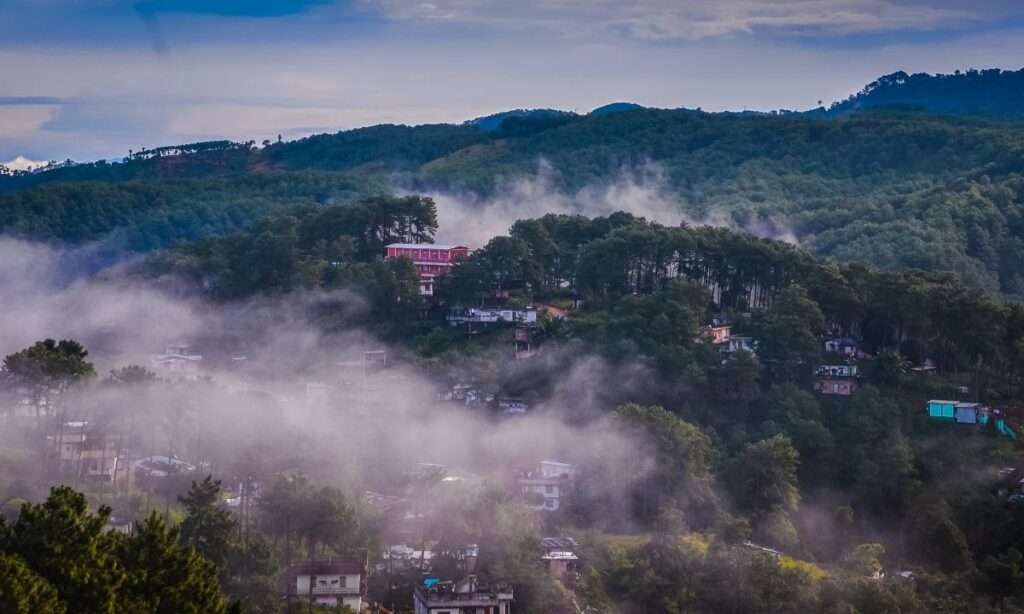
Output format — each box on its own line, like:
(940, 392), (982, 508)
(386, 243), (468, 250)
(287, 556), (368, 577)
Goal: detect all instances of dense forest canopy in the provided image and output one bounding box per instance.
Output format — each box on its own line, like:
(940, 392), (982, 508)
(5, 198), (1024, 612)
(826, 68), (1024, 119)
(2, 69), (1024, 294)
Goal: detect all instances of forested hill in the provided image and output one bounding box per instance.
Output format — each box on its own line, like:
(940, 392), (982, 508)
(4, 81), (1024, 294)
(825, 69), (1024, 119)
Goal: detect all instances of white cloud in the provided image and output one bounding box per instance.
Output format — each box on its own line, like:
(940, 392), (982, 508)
(362, 0), (982, 41)
(2, 155), (49, 171)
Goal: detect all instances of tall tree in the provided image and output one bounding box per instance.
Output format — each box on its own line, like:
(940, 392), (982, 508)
(179, 477), (236, 573)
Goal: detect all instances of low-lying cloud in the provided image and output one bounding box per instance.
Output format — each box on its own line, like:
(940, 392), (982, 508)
(0, 235), (653, 531)
(425, 161), (800, 247)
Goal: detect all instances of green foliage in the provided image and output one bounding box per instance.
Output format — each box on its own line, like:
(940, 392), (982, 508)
(3, 338), (96, 387)
(146, 196), (432, 331)
(117, 513), (229, 614)
(727, 434), (801, 517)
(827, 69), (1024, 120)
(0, 172), (382, 250)
(0, 553), (66, 614)
(614, 404), (717, 526)
(8, 101), (1024, 295)
(0, 486), (230, 614)
(179, 476), (237, 571)
(258, 476), (359, 564)
(569, 280), (709, 375)
(840, 544), (885, 578)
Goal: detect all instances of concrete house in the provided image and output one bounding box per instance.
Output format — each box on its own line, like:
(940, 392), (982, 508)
(518, 461), (574, 512)
(824, 337), (865, 358)
(541, 537), (580, 585)
(51, 421), (123, 482)
(722, 336), (757, 355)
(284, 556), (368, 612)
(413, 575), (513, 614)
(703, 323), (732, 345)
(814, 365), (860, 396)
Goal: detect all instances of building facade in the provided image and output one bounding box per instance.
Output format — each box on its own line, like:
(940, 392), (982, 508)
(385, 243), (470, 296)
(413, 575), (513, 614)
(518, 461), (574, 512)
(285, 557), (368, 612)
(51, 421), (122, 482)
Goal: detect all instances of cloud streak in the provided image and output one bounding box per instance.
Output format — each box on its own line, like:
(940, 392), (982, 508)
(363, 0), (984, 41)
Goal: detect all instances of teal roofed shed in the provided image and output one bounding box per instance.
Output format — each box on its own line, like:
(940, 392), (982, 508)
(927, 400), (957, 421)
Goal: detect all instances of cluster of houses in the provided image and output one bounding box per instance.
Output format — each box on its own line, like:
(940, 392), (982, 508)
(700, 321), (758, 356)
(337, 458), (580, 612)
(385, 242), (553, 361)
(49, 419), (200, 490)
(926, 400), (1018, 439)
(414, 575), (514, 614)
(702, 320), (874, 397)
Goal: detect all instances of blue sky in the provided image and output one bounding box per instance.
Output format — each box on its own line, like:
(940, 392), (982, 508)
(1, 0), (1023, 164)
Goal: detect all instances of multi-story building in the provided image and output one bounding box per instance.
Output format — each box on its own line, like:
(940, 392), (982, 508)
(814, 364), (861, 396)
(385, 243), (470, 296)
(413, 575), (513, 614)
(518, 461), (574, 512)
(284, 556), (368, 612)
(51, 421), (122, 482)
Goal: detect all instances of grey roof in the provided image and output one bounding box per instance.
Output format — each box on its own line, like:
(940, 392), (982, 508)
(541, 537), (579, 551)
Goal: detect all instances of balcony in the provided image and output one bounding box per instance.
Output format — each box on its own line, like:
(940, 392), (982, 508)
(310, 585), (359, 596)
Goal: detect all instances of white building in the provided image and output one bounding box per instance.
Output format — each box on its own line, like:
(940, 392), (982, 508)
(414, 575), (513, 614)
(448, 308), (538, 326)
(722, 336), (757, 355)
(518, 461), (575, 512)
(51, 421), (122, 482)
(285, 557), (368, 611)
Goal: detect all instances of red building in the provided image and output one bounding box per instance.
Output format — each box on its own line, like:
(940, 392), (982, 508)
(385, 243), (470, 296)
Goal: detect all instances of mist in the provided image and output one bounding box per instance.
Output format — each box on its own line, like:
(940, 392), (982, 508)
(423, 161), (801, 247)
(0, 235), (648, 531)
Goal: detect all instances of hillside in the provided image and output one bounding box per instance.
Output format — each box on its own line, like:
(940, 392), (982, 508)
(3, 77), (1024, 292)
(826, 68), (1024, 119)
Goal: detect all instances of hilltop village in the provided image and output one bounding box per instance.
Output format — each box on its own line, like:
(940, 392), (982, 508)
(2, 196), (1024, 614)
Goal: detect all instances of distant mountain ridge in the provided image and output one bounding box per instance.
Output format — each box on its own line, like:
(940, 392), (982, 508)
(4, 69), (1024, 296)
(824, 68), (1024, 119)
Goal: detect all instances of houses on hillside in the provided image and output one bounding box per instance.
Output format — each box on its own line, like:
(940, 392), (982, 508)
(447, 307), (538, 327)
(926, 400), (1018, 439)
